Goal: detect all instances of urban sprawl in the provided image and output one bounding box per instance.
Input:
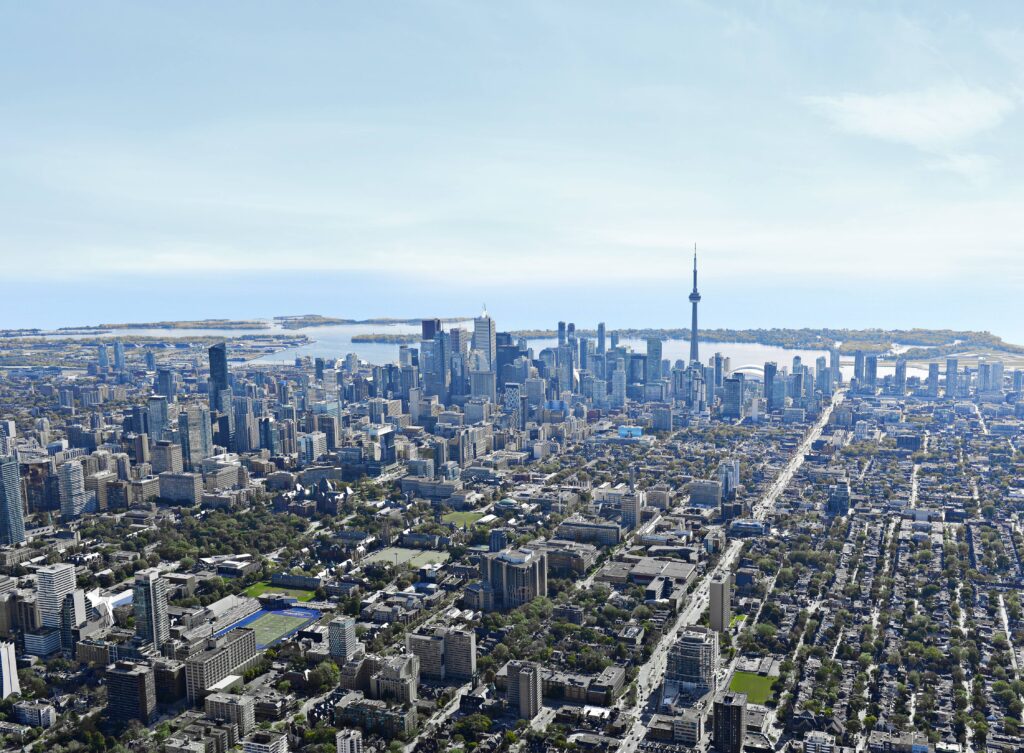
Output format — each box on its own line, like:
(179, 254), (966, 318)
(0, 259), (1023, 753)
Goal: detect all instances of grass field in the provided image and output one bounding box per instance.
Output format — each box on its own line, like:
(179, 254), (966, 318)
(243, 581), (316, 602)
(364, 546), (451, 568)
(729, 671), (778, 704)
(442, 511), (485, 526)
(249, 611), (314, 647)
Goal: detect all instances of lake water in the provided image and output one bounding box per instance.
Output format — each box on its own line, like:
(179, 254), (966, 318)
(38, 321), (925, 380)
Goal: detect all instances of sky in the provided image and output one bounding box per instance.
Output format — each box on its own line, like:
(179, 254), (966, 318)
(1, 2), (1023, 340)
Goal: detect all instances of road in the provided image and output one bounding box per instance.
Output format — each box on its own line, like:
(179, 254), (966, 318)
(614, 391), (845, 753)
(403, 682), (472, 753)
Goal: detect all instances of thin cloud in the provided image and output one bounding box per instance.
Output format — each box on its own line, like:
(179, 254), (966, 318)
(804, 83), (1015, 150)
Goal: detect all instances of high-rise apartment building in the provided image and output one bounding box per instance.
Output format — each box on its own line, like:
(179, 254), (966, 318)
(106, 661), (157, 725)
(507, 660), (543, 719)
(0, 456), (26, 546)
(665, 626), (718, 702)
(709, 572), (731, 633)
(621, 490), (645, 530)
(336, 729), (363, 753)
(208, 342), (230, 411)
(927, 363), (940, 397)
(713, 691), (747, 753)
(134, 568), (170, 647)
(406, 631), (446, 680)
(475, 548), (547, 611)
(444, 628), (476, 681)
(646, 338), (663, 384)
(185, 629), (258, 704)
(946, 357), (959, 399)
(722, 377), (743, 420)
(152, 440), (184, 475)
(58, 459), (90, 519)
(205, 691), (256, 736)
(328, 616), (359, 662)
(37, 563), (76, 629)
(179, 404), (214, 471)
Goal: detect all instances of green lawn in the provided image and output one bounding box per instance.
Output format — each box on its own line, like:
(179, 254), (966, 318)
(244, 581), (316, 602)
(249, 612), (312, 646)
(730, 614), (746, 628)
(365, 546), (451, 568)
(442, 511), (485, 526)
(729, 671), (778, 704)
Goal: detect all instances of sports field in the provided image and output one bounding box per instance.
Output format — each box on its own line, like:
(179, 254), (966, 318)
(243, 581), (316, 601)
(218, 606), (321, 648)
(729, 671), (778, 704)
(364, 546), (450, 568)
(442, 511), (485, 526)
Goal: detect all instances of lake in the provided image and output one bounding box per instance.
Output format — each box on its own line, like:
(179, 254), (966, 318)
(37, 321), (924, 380)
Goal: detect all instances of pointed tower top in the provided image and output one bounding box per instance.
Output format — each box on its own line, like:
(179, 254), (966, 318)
(691, 244), (699, 292)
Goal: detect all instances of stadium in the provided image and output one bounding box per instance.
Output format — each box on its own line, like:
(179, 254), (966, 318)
(216, 605), (321, 648)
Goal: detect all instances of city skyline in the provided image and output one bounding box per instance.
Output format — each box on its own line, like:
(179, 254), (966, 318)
(2, 3), (1023, 338)
(2, 4), (1024, 752)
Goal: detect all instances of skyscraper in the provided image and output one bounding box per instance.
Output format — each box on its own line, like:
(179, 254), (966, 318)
(472, 309), (497, 370)
(894, 358), (907, 393)
(208, 342), (229, 411)
(0, 456), (26, 547)
(156, 368), (176, 402)
(688, 247), (701, 365)
(147, 395), (170, 439)
(113, 339), (126, 371)
(646, 338), (663, 384)
(179, 404), (214, 471)
(503, 383), (523, 430)
(597, 322), (606, 354)
(763, 362), (778, 412)
(665, 626), (718, 701)
(865, 354), (878, 388)
(443, 628), (477, 681)
(106, 661), (157, 725)
(37, 563), (76, 629)
(134, 568), (170, 648)
(722, 376), (743, 420)
(58, 459), (90, 519)
(611, 360), (627, 409)
(622, 490), (645, 530)
(478, 548), (547, 611)
(421, 318), (441, 341)
(713, 692), (747, 753)
(507, 661), (543, 720)
(927, 363), (940, 397)
(946, 357), (959, 399)
(329, 616), (359, 662)
(709, 572), (731, 633)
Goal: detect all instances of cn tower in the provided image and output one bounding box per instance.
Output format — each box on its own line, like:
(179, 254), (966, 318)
(689, 245), (700, 364)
